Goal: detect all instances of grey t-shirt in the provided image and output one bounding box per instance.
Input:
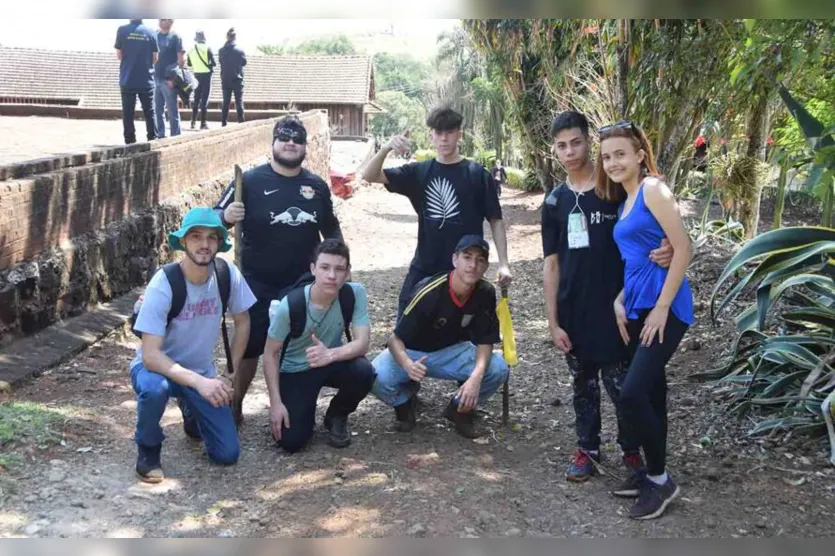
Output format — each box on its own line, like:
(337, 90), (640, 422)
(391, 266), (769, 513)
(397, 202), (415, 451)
(131, 260), (256, 377)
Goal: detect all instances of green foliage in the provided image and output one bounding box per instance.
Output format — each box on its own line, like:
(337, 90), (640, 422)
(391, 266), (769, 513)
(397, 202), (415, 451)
(504, 167), (525, 189)
(474, 149), (497, 168)
(697, 227), (835, 437)
(773, 98), (835, 161)
(414, 149), (435, 162)
(522, 170), (541, 192)
(373, 53), (432, 101)
(259, 34), (357, 56)
(368, 91), (430, 150)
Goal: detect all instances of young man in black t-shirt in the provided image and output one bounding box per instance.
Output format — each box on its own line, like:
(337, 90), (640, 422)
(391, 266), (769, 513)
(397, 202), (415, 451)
(371, 235), (509, 439)
(542, 111), (673, 492)
(215, 115), (343, 425)
(363, 107), (512, 316)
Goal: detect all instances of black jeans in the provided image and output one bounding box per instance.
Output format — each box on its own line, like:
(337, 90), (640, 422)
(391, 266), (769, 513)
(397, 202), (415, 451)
(566, 353), (637, 454)
(277, 357), (375, 453)
(221, 81), (244, 125)
(620, 310), (689, 475)
(120, 87), (156, 144)
(191, 73), (212, 124)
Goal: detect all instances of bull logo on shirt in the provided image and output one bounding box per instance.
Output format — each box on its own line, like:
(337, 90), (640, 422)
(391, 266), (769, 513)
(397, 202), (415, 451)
(269, 207), (318, 227)
(300, 185), (315, 200)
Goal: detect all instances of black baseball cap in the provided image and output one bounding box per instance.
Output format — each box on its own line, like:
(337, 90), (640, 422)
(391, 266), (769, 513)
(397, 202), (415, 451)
(455, 234), (489, 258)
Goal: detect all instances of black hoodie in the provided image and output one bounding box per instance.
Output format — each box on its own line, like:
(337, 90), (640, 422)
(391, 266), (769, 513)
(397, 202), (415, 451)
(219, 40), (247, 85)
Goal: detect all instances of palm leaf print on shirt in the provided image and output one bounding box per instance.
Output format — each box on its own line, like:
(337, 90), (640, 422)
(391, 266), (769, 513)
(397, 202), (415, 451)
(425, 177), (461, 229)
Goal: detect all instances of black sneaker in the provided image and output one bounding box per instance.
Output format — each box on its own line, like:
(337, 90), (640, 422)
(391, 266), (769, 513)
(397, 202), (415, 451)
(136, 444), (164, 484)
(612, 451), (646, 498)
(190, 120), (196, 130)
(178, 399), (201, 440)
(442, 399), (478, 439)
(393, 396), (417, 432)
(324, 414), (352, 448)
(629, 475), (679, 520)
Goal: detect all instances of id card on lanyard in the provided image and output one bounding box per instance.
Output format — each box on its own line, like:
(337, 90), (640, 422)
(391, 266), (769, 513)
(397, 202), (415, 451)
(567, 190), (590, 250)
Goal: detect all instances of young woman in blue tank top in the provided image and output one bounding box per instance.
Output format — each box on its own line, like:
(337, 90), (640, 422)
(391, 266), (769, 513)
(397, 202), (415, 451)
(595, 121), (694, 520)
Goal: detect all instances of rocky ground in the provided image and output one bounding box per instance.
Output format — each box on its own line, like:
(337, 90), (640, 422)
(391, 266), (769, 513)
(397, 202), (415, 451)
(0, 184), (833, 538)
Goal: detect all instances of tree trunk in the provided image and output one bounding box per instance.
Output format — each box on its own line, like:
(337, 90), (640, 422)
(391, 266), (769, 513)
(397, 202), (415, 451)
(616, 19), (630, 118)
(740, 88), (769, 239)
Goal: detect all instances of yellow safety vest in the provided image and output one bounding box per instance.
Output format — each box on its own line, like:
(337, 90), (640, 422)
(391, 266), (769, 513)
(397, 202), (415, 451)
(189, 44), (211, 74)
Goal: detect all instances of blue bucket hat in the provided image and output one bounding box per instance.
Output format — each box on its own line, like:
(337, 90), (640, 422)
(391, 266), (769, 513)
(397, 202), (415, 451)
(167, 207), (232, 253)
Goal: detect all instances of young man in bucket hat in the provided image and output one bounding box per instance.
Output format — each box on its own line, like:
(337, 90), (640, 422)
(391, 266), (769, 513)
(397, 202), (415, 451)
(130, 207), (256, 482)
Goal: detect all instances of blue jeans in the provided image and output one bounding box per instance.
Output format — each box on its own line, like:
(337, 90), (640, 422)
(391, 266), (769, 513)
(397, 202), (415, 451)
(154, 78), (181, 137)
(130, 363), (239, 465)
(371, 342), (509, 408)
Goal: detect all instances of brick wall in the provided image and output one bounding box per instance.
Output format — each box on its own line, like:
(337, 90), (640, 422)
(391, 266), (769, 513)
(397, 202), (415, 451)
(0, 109), (330, 345)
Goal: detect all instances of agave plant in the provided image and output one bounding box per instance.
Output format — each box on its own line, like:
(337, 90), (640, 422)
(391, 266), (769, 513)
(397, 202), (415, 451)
(696, 227), (835, 445)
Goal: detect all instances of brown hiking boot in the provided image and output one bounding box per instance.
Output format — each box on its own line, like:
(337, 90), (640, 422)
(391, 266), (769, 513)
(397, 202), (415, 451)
(393, 396), (417, 432)
(442, 399), (478, 439)
(136, 444), (164, 484)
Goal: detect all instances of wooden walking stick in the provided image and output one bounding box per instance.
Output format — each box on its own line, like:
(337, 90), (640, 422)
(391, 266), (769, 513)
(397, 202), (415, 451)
(233, 164), (243, 267)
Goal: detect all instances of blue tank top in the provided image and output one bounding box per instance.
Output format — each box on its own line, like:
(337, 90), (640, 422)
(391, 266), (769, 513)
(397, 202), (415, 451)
(613, 182), (694, 325)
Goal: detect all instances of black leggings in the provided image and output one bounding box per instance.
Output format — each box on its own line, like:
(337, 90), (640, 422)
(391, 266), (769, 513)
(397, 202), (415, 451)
(620, 310), (689, 475)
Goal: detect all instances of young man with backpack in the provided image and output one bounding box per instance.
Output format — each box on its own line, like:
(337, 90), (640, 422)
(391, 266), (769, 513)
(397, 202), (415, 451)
(542, 111), (673, 490)
(372, 235), (509, 439)
(363, 106), (512, 317)
(215, 115), (344, 426)
(129, 207), (256, 482)
(262, 239), (374, 453)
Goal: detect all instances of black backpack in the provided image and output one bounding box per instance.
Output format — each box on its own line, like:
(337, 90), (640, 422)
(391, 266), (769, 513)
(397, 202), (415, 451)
(130, 259), (235, 373)
(279, 272), (355, 365)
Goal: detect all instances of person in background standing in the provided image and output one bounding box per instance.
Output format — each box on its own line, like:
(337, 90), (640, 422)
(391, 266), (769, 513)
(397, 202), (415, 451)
(115, 19), (158, 144)
(219, 27), (247, 127)
(187, 30), (216, 131)
(154, 18), (185, 138)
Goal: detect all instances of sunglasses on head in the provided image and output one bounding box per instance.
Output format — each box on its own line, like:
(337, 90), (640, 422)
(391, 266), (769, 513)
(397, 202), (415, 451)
(275, 130), (306, 145)
(598, 120), (638, 135)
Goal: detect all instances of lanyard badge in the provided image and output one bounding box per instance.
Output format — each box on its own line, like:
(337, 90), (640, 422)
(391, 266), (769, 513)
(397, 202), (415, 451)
(566, 190), (590, 250)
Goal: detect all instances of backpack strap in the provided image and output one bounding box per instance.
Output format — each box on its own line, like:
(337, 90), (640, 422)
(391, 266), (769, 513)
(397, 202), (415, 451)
(279, 286), (309, 365)
(162, 263), (187, 327)
(416, 159), (435, 186)
(214, 259), (235, 375)
(214, 258), (232, 315)
(338, 284), (355, 343)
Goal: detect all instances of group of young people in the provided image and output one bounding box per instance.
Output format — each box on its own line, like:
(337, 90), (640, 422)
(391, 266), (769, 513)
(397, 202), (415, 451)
(129, 106), (693, 522)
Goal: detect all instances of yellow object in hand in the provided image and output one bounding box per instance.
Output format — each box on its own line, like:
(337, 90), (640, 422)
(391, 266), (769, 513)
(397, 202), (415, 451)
(496, 290), (518, 367)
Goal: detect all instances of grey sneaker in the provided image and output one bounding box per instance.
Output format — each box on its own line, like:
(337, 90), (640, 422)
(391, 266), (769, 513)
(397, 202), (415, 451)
(629, 475), (680, 520)
(612, 451), (646, 498)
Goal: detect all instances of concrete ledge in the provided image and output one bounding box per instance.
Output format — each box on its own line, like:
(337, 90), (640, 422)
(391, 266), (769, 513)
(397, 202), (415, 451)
(0, 289), (136, 386)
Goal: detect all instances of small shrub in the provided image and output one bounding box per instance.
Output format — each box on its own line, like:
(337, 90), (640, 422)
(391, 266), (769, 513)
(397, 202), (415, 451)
(414, 149), (435, 162)
(474, 149), (498, 168)
(523, 170), (541, 192)
(504, 167), (525, 189)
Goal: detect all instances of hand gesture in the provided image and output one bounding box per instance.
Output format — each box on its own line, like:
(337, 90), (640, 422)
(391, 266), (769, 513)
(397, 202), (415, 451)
(614, 298), (630, 345)
(455, 375), (482, 413)
(306, 334), (334, 368)
(550, 325), (572, 354)
(640, 305), (669, 347)
(497, 265), (513, 287)
(224, 201), (245, 224)
(385, 130), (411, 155)
(195, 376), (234, 408)
(405, 356), (428, 382)
(270, 403), (291, 441)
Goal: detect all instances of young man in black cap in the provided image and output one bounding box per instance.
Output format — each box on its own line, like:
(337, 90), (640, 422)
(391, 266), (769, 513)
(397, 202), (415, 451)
(363, 106), (512, 317)
(219, 27), (246, 127)
(215, 115), (343, 426)
(371, 234), (509, 439)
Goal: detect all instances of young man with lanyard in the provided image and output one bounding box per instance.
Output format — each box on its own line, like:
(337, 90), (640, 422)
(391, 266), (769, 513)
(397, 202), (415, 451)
(372, 235), (509, 439)
(262, 239), (374, 452)
(542, 111), (673, 489)
(215, 115), (343, 426)
(363, 107), (512, 317)
(130, 207), (256, 482)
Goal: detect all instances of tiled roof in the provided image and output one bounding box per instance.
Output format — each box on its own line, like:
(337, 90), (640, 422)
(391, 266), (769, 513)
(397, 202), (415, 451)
(0, 46), (373, 109)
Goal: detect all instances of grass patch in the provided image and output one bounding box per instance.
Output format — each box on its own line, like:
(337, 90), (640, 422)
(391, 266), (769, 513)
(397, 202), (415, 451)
(0, 402), (64, 469)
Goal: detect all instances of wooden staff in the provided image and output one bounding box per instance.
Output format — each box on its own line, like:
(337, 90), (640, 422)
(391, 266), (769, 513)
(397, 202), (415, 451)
(233, 164), (243, 267)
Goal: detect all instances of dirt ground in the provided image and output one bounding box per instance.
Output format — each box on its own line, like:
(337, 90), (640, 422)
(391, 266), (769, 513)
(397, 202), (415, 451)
(1, 184), (834, 538)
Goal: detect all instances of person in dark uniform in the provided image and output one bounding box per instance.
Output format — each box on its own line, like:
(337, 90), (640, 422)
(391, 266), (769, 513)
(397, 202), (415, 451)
(114, 19), (158, 144)
(215, 115), (343, 425)
(219, 27), (247, 127)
